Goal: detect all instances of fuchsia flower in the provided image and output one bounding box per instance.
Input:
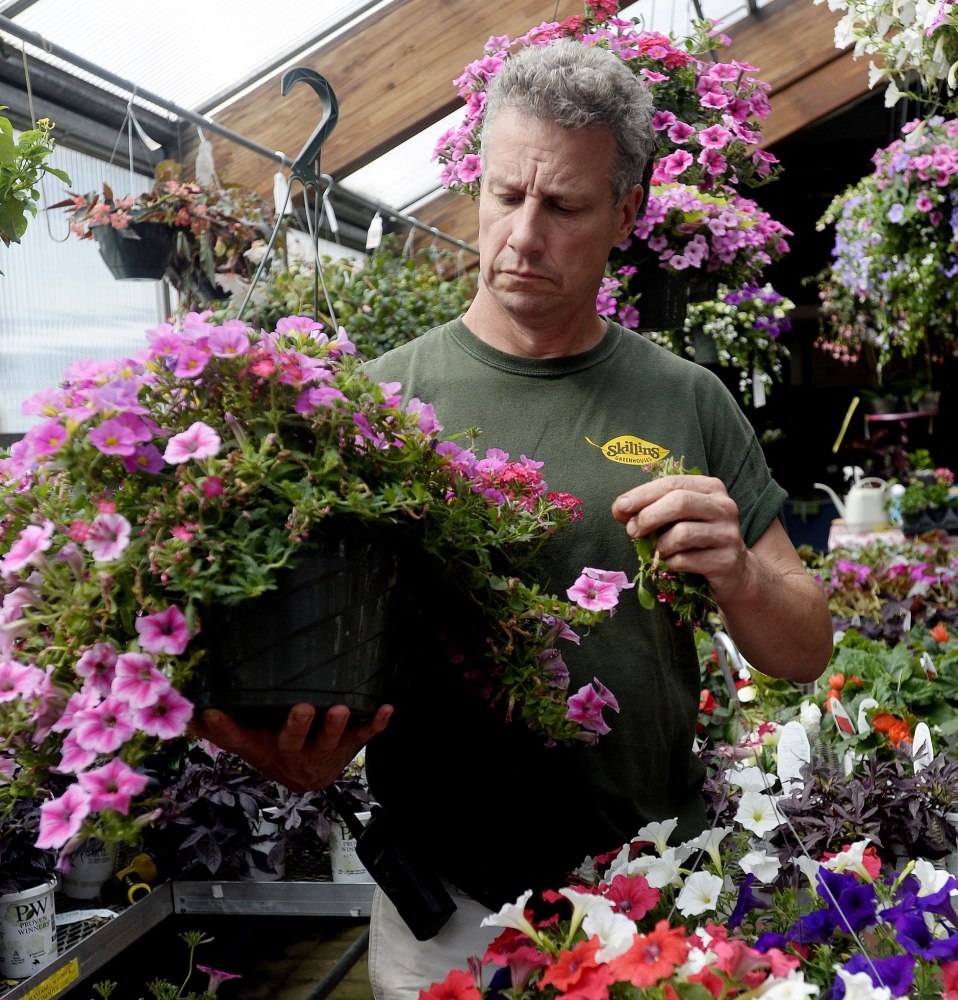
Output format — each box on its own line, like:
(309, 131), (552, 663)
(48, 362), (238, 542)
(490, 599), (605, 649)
(135, 605), (192, 656)
(566, 678), (620, 735)
(0, 659), (44, 702)
(405, 397), (441, 435)
(667, 122), (696, 144)
(294, 386), (348, 413)
(36, 784), (92, 849)
(55, 732), (98, 774)
(0, 521), (54, 577)
(581, 567), (635, 593)
(83, 512), (131, 562)
(567, 573), (621, 611)
(78, 757), (149, 813)
(88, 418), (137, 457)
(24, 419), (69, 456)
(651, 110), (677, 131)
(173, 345), (211, 379)
(72, 695), (137, 754)
(75, 642), (119, 697)
(163, 422), (221, 464)
(122, 444), (165, 474)
(112, 652), (171, 709)
(131, 687), (193, 739)
(196, 966), (242, 996)
(208, 325), (251, 357)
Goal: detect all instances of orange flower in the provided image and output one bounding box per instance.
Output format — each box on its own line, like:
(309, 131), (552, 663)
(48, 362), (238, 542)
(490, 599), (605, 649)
(931, 622), (951, 643)
(828, 673), (845, 690)
(537, 936), (615, 999)
(872, 712), (912, 746)
(825, 689), (842, 709)
(607, 920), (689, 988)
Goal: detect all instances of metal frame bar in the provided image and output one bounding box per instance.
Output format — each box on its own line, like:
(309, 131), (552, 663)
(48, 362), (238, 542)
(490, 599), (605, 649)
(0, 0), (43, 17)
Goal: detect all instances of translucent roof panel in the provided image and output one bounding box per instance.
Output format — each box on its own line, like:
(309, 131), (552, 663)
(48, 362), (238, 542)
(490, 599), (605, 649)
(1, 0), (384, 114)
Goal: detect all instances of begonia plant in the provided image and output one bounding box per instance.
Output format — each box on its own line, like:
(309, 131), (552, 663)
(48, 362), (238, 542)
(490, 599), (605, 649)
(0, 312), (627, 863)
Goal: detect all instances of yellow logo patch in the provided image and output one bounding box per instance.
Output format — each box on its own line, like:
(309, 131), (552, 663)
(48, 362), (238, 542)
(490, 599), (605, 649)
(586, 435), (670, 466)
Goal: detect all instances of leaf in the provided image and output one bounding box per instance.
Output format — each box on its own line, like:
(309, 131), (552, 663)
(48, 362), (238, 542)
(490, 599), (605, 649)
(638, 584), (656, 609)
(45, 166), (71, 183)
(0, 130), (16, 166)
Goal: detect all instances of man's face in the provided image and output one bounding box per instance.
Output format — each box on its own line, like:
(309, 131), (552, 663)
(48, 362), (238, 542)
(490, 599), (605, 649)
(477, 107), (640, 327)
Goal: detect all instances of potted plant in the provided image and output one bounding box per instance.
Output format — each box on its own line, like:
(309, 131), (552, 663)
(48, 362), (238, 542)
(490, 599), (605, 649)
(51, 160), (279, 308)
(816, 116), (958, 381)
(0, 312), (630, 863)
(0, 111), (70, 268)
(896, 467), (958, 534)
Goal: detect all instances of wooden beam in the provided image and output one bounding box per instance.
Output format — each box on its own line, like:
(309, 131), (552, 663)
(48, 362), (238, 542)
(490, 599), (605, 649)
(411, 190), (480, 267)
(189, 0), (584, 201)
(759, 48), (874, 146)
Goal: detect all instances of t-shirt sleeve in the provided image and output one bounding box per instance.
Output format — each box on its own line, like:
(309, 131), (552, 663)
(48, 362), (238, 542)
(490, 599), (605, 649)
(697, 372), (787, 548)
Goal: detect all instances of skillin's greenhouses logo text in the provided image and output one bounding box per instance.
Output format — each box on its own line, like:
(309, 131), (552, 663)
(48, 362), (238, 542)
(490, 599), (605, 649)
(586, 435), (670, 466)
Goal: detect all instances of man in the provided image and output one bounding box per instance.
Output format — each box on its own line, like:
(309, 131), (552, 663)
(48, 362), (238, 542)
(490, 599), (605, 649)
(194, 39), (831, 998)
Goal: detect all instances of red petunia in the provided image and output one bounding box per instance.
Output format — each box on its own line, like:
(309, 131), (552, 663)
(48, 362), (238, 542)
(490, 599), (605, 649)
(537, 936), (616, 1000)
(606, 920), (689, 988)
(419, 969), (481, 1000)
(602, 873), (660, 920)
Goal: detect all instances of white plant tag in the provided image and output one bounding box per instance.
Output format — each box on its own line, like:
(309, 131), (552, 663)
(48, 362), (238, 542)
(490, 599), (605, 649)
(913, 722), (933, 772)
(843, 749), (855, 776)
(777, 721), (810, 795)
(830, 697), (856, 735)
(903, 611), (912, 633)
(923, 652), (937, 678)
(857, 698), (880, 735)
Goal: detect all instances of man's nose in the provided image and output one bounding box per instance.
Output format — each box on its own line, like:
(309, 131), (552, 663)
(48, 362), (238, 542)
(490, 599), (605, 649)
(507, 200), (545, 256)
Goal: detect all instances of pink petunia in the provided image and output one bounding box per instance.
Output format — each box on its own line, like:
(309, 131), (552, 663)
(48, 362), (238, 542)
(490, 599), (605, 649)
(135, 605), (192, 656)
(0, 659), (44, 702)
(111, 652), (171, 709)
(656, 150), (694, 180)
(459, 154), (483, 182)
(405, 398), (441, 435)
(163, 422), (221, 464)
(75, 642), (119, 697)
(72, 695), (137, 754)
(567, 573), (620, 611)
(208, 325), (251, 357)
(54, 731), (98, 774)
(581, 567), (635, 593)
(0, 521), (54, 577)
(78, 757), (149, 813)
(566, 682), (614, 735)
(83, 512), (131, 563)
(667, 122), (696, 145)
(651, 110), (677, 131)
(36, 784), (92, 849)
(698, 124), (733, 149)
(173, 345), (211, 379)
(88, 418), (137, 457)
(131, 687), (194, 740)
(294, 386), (348, 413)
(196, 967), (242, 996)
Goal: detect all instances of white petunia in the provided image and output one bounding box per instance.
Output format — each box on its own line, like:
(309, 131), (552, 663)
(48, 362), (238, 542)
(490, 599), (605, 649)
(644, 847), (686, 889)
(822, 839), (873, 880)
(682, 826), (732, 872)
(914, 858), (953, 896)
(793, 855), (822, 889)
(676, 946), (715, 979)
(799, 700), (822, 736)
(583, 906), (638, 963)
(676, 871), (724, 916)
(635, 818), (679, 856)
(480, 888), (540, 942)
(835, 968), (892, 1000)
(735, 790), (784, 838)
(739, 849), (782, 883)
(761, 972), (820, 1000)
(737, 685), (758, 703)
(558, 887), (614, 937)
(726, 766), (769, 792)
(604, 843), (632, 881)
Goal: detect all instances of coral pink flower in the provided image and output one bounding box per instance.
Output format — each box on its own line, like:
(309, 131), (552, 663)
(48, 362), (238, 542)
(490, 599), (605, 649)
(567, 573), (619, 611)
(36, 784), (92, 849)
(602, 874), (661, 920)
(0, 521), (54, 577)
(112, 652), (170, 708)
(75, 642), (118, 697)
(73, 695), (137, 754)
(78, 757), (149, 813)
(0, 659), (44, 702)
(131, 686), (193, 739)
(83, 512), (132, 562)
(135, 605), (192, 656)
(163, 422), (221, 464)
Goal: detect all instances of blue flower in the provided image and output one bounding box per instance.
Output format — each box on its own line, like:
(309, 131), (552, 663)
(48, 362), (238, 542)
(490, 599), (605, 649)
(787, 907), (836, 944)
(888, 203), (905, 223)
(832, 882), (879, 934)
(727, 873), (770, 930)
(754, 931), (789, 953)
(832, 954), (915, 998)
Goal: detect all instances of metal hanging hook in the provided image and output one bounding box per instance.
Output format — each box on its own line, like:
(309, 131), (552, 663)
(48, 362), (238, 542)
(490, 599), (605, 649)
(281, 67), (340, 190)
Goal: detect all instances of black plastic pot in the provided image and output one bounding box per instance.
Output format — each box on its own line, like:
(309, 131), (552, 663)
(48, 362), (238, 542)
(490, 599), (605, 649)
(688, 271), (720, 303)
(189, 529), (400, 729)
(634, 270), (690, 333)
(92, 221), (174, 280)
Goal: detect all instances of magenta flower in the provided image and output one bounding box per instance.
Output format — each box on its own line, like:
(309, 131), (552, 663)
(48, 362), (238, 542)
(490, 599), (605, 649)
(618, 303), (640, 328)
(88, 418), (138, 457)
(656, 150), (693, 180)
(698, 124), (733, 149)
(667, 122), (696, 145)
(405, 397), (441, 435)
(701, 91), (730, 110)
(78, 757), (149, 813)
(196, 966), (242, 996)
(51, 687), (103, 733)
(0, 659), (44, 702)
(25, 419), (69, 456)
(131, 687), (193, 739)
(294, 386), (348, 413)
(581, 567), (635, 593)
(651, 110), (677, 131)
(55, 731), (98, 774)
(640, 68), (669, 82)
(83, 512), (131, 562)
(566, 573), (620, 611)
(459, 153), (482, 182)
(75, 642), (119, 697)
(122, 444), (165, 474)
(916, 193), (934, 211)
(173, 345), (211, 379)
(36, 784), (92, 849)
(0, 520), (54, 577)
(566, 682), (614, 735)
(135, 605), (192, 656)
(73, 695), (137, 754)
(208, 325), (251, 357)
(163, 422), (221, 464)
(112, 652), (171, 709)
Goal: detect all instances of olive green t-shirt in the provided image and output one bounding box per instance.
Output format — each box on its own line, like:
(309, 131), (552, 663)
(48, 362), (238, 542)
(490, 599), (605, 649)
(363, 317), (786, 910)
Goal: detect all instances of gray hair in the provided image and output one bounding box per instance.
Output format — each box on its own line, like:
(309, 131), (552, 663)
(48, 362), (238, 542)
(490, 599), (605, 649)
(480, 40), (656, 205)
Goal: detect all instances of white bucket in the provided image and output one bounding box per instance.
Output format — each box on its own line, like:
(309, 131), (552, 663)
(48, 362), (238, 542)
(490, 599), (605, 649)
(241, 817), (286, 882)
(329, 811), (373, 883)
(61, 839), (117, 900)
(0, 879), (57, 979)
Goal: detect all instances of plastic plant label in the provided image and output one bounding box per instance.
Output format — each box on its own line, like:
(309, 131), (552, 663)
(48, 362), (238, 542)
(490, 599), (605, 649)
(20, 958), (79, 1000)
(829, 697), (855, 735)
(913, 722), (933, 772)
(776, 721), (811, 796)
(856, 698), (880, 735)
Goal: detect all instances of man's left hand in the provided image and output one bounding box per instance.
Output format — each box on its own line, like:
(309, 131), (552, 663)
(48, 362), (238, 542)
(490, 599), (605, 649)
(612, 474), (750, 604)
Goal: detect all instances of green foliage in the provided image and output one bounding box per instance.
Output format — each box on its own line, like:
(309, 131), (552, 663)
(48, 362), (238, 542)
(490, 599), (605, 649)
(0, 112), (70, 265)
(221, 238), (476, 358)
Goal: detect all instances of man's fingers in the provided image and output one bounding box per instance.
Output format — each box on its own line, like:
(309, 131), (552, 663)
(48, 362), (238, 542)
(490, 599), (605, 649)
(347, 704), (394, 745)
(613, 475), (725, 522)
(275, 703), (318, 754)
(189, 708), (248, 755)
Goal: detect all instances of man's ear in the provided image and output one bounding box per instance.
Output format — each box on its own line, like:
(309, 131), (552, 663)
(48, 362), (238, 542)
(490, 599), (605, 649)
(614, 184), (644, 245)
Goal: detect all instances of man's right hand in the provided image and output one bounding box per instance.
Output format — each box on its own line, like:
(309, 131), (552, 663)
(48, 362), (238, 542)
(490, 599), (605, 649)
(188, 702), (394, 793)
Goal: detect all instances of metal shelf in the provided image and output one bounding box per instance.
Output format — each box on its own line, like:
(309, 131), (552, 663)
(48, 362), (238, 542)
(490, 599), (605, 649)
(171, 879), (376, 917)
(4, 883), (174, 1000)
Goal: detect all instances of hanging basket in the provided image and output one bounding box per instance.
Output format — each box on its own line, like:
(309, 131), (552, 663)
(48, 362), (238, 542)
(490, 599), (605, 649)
(92, 221), (174, 280)
(634, 270), (690, 333)
(688, 271), (721, 303)
(188, 526), (400, 729)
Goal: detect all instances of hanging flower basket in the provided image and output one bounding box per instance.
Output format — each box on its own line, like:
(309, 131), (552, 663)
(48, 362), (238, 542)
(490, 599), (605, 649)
(688, 271), (720, 303)
(190, 528), (400, 729)
(633, 270), (690, 332)
(91, 221), (173, 280)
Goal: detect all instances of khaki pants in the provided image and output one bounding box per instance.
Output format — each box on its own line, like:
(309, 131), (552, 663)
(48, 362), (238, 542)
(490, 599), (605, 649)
(368, 884), (501, 1000)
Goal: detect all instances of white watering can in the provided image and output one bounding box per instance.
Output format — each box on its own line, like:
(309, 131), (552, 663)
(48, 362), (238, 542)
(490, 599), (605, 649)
(813, 477), (890, 533)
